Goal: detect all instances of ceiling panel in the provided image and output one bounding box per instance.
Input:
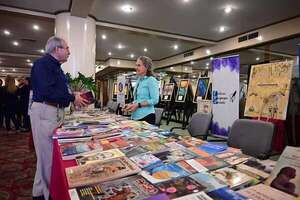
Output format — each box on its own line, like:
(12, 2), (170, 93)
(91, 0), (300, 41)
(257, 37), (300, 56)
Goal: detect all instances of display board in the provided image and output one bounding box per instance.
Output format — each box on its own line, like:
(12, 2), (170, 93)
(161, 83), (175, 101)
(212, 55), (240, 137)
(112, 82), (129, 101)
(193, 77), (210, 103)
(244, 61), (293, 120)
(175, 79), (189, 102)
(117, 75), (126, 106)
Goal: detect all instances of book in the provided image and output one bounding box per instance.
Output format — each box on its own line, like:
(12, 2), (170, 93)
(238, 184), (296, 200)
(154, 148), (198, 163)
(215, 147), (242, 159)
(144, 141), (169, 154)
(190, 172), (227, 192)
(235, 158), (276, 180)
(155, 176), (206, 199)
(197, 143), (227, 154)
(177, 160), (207, 174)
(210, 167), (254, 189)
(60, 141), (102, 160)
(80, 91), (95, 105)
(54, 127), (89, 139)
(65, 157), (141, 188)
(121, 145), (149, 157)
(76, 148), (125, 165)
(188, 147), (210, 158)
(188, 156), (228, 171)
(207, 187), (248, 200)
(265, 146), (300, 197)
(140, 163), (190, 184)
(177, 137), (206, 148)
(223, 154), (250, 166)
(130, 153), (162, 169)
(173, 192), (213, 200)
(69, 175), (159, 200)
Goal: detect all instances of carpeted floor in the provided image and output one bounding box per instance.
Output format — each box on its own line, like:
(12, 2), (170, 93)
(0, 129), (36, 200)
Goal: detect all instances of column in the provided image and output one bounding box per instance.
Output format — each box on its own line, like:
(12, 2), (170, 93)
(55, 12), (96, 78)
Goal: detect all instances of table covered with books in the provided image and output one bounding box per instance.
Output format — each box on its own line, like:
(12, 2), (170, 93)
(49, 110), (300, 200)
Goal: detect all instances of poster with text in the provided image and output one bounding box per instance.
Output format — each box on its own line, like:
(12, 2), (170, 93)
(193, 77), (210, 103)
(244, 61), (293, 120)
(117, 75), (126, 106)
(175, 79), (189, 102)
(212, 55), (240, 137)
(162, 83), (175, 101)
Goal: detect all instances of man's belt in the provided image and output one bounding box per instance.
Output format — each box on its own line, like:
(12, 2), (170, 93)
(43, 102), (64, 108)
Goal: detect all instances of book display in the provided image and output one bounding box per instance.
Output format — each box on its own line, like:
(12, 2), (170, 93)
(52, 111), (299, 199)
(175, 79), (189, 102)
(162, 83), (175, 101)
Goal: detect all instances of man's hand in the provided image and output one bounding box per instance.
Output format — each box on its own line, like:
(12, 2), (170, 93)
(122, 103), (138, 112)
(74, 92), (89, 107)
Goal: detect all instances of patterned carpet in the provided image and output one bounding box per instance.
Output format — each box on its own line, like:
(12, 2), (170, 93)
(0, 129), (36, 200)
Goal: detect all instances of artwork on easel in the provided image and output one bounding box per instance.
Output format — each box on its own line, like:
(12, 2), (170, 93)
(175, 79), (189, 102)
(193, 77), (210, 103)
(244, 61), (293, 120)
(112, 82), (129, 100)
(161, 83), (175, 101)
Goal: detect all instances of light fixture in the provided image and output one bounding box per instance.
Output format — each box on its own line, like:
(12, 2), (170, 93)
(173, 44), (178, 50)
(190, 61), (194, 65)
(184, 67), (188, 71)
(26, 59), (31, 63)
(2, 69), (6, 72)
(219, 26), (225, 32)
(130, 54), (135, 58)
(117, 44), (123, 49)
(224, 6), (232, 14)
(33, 24), (40, 30)
(206, 62), (209, 66)
(257, 36), (263, 41)
(183, 0), (190, 2)
(12, 68), (16, 72)
(117, 60), (121, 65)
(12, 41), (19, 46)
(4, 30), (10, 35)
(210, 57), (214, 61)
(205, 66), (209, 69)
(121, 4), (134, 13)
(256, 57), (260, 61)
(108, 52), (112, 56)
(178, 75), (181, 78)
(40, 49), (45, 53)
(101, 34), (107, 40)
(206, 49), (211, 55)
(170, 67), (174, 70)
(29, 63), (33, 66)
(192, 75), (196, 78)
(144, 48), (148, 52)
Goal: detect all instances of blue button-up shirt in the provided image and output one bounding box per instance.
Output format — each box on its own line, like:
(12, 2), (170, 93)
(132, 76), (159, 120)
(31, 54), (75, 107)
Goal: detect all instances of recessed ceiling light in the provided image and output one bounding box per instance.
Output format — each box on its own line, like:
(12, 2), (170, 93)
(144, 48), (148, 52)
(210, 57), (214, 60)
(183, 0), (190, 2)
(173, 44), (178, 50)
(26, 59), (31, 63)
(40, 49), (45, 53)
(12, 68), (16, 72)
(256, 57), (260, 61)
(29, 63), (33, 66)
(206, 62), (209, 66)
(108, 52), (112, 56)
(224, 6), (232, 14)
(101, 34), (107, 40)
(33, 24), (40, 30)
(219, 26), (225, 32)
(117, 44), (123, 49)
(12, 41), (19, 46)
(206, 49), (211, 55)
(170, 67), (174, 70)
(130, 54), (135, 58)
(117, 60), (121, 65)
(193, 75), (196, 78)
(257, 36), (263, 41)
(133, 72), (136, 74)
(206, 66), (209, 69)
(178, 75), (181, 78)
(184, 67), (188, 71)
(2, 69), (6, 72)
(121, 4), (134, 13)
(190, 61), (194, 65)
(3, 30), (10, 35)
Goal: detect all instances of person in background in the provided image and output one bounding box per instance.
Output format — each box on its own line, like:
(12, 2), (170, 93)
(3, 75), (20, 133)
(123, 56), (159, 125)
(17, 77), (31, 132)
(30, 36), (88, 200)
(0, 79), (4, 129)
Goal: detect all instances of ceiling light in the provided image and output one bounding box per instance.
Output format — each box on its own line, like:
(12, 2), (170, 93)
(121, 4), (134, 13)
(117, 44), (123, 49)
(257, 36), (263, 41)
(26, 59), (31, 63)
(170, 67), (174, 70)
(206, 62), (209, 66)
(206, 66), (209, 69)
(190, 61), (194, 65)
(144, 48), (148, 52)
(133, 72), (136, 74)
(130, 54), (135, 58)
(183, 0), (190, 2)
(12, 41), (19, 46)
(117, 60), (121, 65)
(33, 24), (40, 30)
(243, 80), (247, 83)
(3, 30), (10, 35)
(178, 75), (181, 78)
(108, 52), (112, 56)
(206, 49), (211, 55)
(40, 49), (45, 53)
(184, 67), (188, 71)
(193, 75), (196, 78)
(219, 26), (225, 32)
(101, 34), (107, 40)
(2, 69), (6, 72)
(12, 68), (16, 72)
(224, 6), (232, 14)
(173, 44), (178, 50)
(29, 63), (33, 66)
(256, 57), (260, 61)
(210, 57), (214, 60)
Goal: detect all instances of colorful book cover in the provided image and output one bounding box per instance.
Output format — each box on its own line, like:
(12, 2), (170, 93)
(69, 175), (159, 200)
(189, 156), (228, 171)
(144, 141), (169, 154)
(154, 149), (197, 163)
(176, 160), (204, 174)
(238, 184), (296, 200)
(121, 145), (149, 158)
(76, 148), (125, 165)
(65, 157), (141, 188)
(60, 141), (102, 160)
(207, 187), (248, 200)
(188, 147), (210, 158)
(165, 142), (185, 150)
(210, 167), (254, 189)
(223, 154), (250, 166)
(197, 143), (227, 154)
(130, 153), (162, 169)
(155, 176), (206, 199)
(190, 172), (227, 192)
(173, 192), (213, 200)
(265, 146), (300, 197)
(140, 163), (190, 184)
(215, 147), (242, 159)
(177, 137), (206, 148)
(55, 127), (89, 139)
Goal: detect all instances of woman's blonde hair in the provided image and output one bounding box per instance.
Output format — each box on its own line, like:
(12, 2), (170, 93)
(5, 75), (17, 94)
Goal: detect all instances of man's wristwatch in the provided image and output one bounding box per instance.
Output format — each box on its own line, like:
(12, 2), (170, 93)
(138, 103), (141, 108)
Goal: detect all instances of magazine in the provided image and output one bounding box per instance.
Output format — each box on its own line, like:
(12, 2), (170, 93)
(130, 153), (162, 169)
(207, 187), (248, 200)
(188, 156), (228, 171)
(190, 172), (227, 192)
(60, 141), (102, 160)
(223, 154), (251, 166)
(176, 160), (207, 174)
(153, 149), (198, 163)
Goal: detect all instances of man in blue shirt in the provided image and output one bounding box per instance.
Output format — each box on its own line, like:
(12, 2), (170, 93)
(30, 36), (87, 200)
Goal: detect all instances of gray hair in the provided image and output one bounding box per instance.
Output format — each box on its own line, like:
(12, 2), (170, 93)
(45, 36), (65, 54)
(138, 56), (153, 69)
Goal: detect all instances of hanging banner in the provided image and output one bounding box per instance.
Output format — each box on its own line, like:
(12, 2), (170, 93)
(117, 75), (126, 106)
(244, 61), (293, 120)
(212, 55), (240, 137)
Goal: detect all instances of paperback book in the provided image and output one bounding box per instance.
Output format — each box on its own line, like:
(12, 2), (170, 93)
(188, 156), (228, 171)
(197, 143), (227, 155)
(176, 160), (207, 174)
(121, 145), (149, 157)
(60, 141), (102, 160)
(207, 187), (248, 200)
(190, 172), (227, 192)
(153, 148), (198, 163)
(130, 152), (162, 169)
(223, 154), (250, 166)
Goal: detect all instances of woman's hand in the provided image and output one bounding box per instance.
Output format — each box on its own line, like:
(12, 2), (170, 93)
(122, 103), (139, 112)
